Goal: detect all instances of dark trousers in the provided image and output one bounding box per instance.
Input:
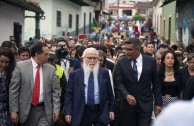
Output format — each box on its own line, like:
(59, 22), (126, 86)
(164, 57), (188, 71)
(121, 102), (152, 126)
(80, 105), (106, 126)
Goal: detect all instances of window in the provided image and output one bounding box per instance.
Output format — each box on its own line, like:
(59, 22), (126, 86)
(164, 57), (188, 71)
(123, 10), (132, 16)
(56, 11), (61, 27)
(138, 9), (146, 14)
(69, 14), (72, 28)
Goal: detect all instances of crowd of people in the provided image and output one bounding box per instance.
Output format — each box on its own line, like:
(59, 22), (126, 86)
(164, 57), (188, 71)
(0, 21), (194, 126)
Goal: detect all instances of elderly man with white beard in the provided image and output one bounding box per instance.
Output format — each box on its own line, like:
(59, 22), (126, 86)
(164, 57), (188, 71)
(64, 47), (115, 126)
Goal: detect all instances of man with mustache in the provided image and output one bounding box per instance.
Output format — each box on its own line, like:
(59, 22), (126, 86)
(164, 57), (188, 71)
(64, 47), (115, 126)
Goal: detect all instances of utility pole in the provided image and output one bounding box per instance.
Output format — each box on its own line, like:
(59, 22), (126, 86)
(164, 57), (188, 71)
(117, 0), (120, 20)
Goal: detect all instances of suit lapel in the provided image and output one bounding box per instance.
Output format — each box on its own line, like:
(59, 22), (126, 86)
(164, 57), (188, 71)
(28, 59), (34, 91)
(98, 68), (103, 94)
(78, 69), (85, 98)
(139, 55), (145, 81)
(42, 64), (47, 93)
(126, 58), (138, 83)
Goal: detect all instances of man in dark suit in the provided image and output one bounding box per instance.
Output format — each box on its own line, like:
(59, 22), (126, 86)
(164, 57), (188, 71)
(64, 47), (115, 126)
(114, 37), (162, 126)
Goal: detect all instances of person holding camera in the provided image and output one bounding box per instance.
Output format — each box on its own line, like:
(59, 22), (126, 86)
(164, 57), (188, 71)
(56, 40), (81, 80)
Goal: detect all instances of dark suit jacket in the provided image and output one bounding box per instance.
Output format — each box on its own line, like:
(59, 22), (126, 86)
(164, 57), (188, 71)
(106, 60), (115, 72)
(114, 54), (162, 113)
(180, 66), (191, 92)
(184, 76), (194, 100)
(64, 68), (115, 126)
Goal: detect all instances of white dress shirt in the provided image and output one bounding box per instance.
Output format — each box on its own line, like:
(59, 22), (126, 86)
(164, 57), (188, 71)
(84, 73), (100, 104)
(131, 54), (143, 81)
(31, 58), (44, 103)
(61, 59), (70, 80)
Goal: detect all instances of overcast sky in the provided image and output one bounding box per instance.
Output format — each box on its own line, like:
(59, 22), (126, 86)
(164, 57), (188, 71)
(108, 0), (153, 4)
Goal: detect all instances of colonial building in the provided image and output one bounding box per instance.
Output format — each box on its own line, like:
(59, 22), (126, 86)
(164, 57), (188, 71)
(25, 0), (103, 40)
(0, 0), (43, 45)
(160, 0), (176, 44)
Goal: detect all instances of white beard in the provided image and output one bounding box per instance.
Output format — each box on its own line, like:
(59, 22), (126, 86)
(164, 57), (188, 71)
(83, 61), (99, 81)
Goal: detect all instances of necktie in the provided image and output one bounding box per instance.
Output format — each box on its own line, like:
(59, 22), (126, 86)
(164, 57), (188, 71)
(133, 60), (138, 81)
(32, 65), (40, 106)
(87, 72), (95, 105)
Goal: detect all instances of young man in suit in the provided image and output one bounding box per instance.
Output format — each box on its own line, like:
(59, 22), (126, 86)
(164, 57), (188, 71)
(114, 37), (162, 126)
(64, 47), (115, 126)
(9, 42), (61, 126)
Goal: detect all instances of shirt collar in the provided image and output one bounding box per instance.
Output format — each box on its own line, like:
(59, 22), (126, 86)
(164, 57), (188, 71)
(31, 58), (40, 69)
(135, 53), (142, 64)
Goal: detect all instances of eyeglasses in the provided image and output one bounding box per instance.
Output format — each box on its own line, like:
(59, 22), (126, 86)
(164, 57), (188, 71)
(86, 57), (98, 61)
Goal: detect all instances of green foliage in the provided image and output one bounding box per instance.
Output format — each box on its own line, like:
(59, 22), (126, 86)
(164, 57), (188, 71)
(133, 14), (145, 21)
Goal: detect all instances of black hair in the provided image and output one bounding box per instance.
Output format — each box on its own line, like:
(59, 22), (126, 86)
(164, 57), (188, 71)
(105, 45), (114, 58)
(30, 42), (47, 57)
(159, 50), (179, 75)
(1, 41), (15, 48)
(125, 37), (142, 49)
(0, 47), (16, 87)
(18, 46), (30, 56)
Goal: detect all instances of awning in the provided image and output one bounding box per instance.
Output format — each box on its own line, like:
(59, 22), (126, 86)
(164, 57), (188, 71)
(0, 0), (44, 14)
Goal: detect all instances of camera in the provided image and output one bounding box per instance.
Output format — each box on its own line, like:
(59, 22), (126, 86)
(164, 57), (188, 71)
(55, 46), (68, 59)
(55, 46), (74, 67)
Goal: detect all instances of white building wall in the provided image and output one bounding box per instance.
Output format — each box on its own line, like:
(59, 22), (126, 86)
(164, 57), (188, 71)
(0, 4), (24, 44)
(36, 0), (94, 39)
(152, 0), (162, 36)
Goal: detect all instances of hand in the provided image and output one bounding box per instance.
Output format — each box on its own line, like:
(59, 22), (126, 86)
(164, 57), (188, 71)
(53, 113), (59, 122)
(126, 95), (137, 106)
(68, 67), (74, 73)
(65, 115), (72, 124)
(11, 112), (18, 124)
(154, 106), (162, 116)
(109, 112), (115, 121)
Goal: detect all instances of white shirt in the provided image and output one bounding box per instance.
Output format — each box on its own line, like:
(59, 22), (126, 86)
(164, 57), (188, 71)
(84, 73), (100, 104)
(131, 54), (143, 81)
(60, 59), (70, 80)
(31, 58), (44, 103)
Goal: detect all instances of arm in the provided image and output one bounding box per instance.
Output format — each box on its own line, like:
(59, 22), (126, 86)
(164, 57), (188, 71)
(51, 67), (61, 114)
(114, 61), (129, 98)
(9, 64), (21, 123)
(60, 72), (67, 104)
(64, 72), (74, 116)
(64, 72), (74, 123)
(9, 64), (21, 113)
(151, 59), (162, 106)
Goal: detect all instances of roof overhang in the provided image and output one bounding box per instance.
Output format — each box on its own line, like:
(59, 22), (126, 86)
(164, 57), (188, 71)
(160, 0), (175, 7)
(69, 0), (95, 6)
(0, 0), (44, 14)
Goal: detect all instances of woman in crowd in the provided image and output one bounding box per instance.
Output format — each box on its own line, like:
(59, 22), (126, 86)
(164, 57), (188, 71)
(105, 45), (115, 63)
(0, 48), (16, 125)
(180, 53), (194, 97)
(158, 50), (182, 108)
